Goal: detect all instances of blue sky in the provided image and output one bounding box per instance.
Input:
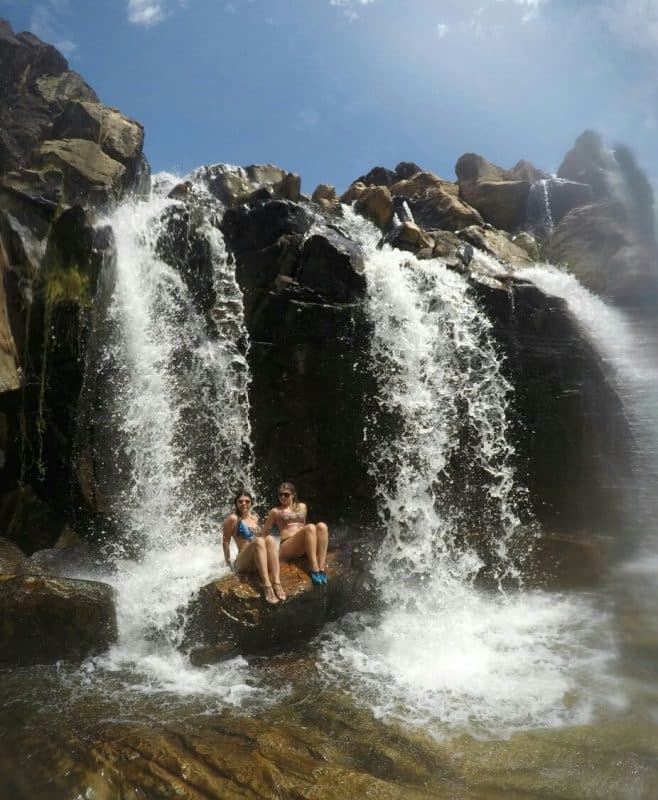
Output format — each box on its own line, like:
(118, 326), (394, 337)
(2, 0), (657, 195)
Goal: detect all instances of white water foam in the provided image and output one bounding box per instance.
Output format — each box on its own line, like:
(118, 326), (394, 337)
(319, 214), (620, 736)
(87, 180), (260, 700)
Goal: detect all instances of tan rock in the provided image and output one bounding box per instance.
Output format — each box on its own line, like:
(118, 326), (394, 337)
(339, 180), (368, 204)
(389, 221), (434, 253)
(185, 550), (370, 662)
(458, 225), (536, 267)
(34, 138), (126, 207)
(311, 183), (337, 203)
(0, 225), (21, 393)
(53, 101), (144, 166)
(511, 231), (540, 261)
(354, 185), (394, 230)
(459, 179), (530, 232)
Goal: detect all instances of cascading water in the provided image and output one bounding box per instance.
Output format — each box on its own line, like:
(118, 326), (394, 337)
(522, 264), (658, 690)
(86, 180), (260, 698)
(320, 214), (619, 736)
(526, 178), (554, 239)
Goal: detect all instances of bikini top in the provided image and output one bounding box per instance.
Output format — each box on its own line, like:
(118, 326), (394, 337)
(280, 508), (306, 527)
(236, 519), (255, 541)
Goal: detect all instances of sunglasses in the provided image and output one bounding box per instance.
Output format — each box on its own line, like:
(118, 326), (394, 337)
(279, 491), (291, 497)
(237, 498), (251, 504)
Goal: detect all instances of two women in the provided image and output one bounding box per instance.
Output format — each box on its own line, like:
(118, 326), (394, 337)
(222, 490), (286, 604)
(222, 483), (330, 601)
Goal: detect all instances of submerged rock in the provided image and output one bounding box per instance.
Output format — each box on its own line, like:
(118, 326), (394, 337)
(0, 574), (117, 665)
(184, 549), (372, 664)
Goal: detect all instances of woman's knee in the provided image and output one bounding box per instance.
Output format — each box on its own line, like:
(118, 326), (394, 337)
(305, 524), (317, 539)
(254, 537), (266, 550)
(316, 522), (328, 535)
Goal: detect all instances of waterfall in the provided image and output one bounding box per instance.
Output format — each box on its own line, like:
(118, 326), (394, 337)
(85, 180), (258, 697)
(526, 178), (554, 239)
(319, 215), (618, 736)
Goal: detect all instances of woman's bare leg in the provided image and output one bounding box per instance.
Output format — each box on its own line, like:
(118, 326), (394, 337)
(235, 539), (278, 603)
(266, 536), (286, 600)
(316, 522), (329, 571)
(279, 524), (319, 572)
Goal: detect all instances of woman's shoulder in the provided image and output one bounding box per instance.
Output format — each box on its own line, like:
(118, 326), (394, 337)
(224, 512), (238, 524)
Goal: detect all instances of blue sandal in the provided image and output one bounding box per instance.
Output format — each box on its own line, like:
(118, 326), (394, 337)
(310, 571), (324, 586)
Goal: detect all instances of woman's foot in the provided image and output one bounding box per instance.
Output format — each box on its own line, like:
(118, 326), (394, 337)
(273, 581), (287, 601)
(263, 584), (279, 604)
(309, 571), (324, 586)
(319, 570), (328, 584)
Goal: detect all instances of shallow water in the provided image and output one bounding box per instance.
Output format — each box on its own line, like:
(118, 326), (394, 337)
(3, 564), (658, 799)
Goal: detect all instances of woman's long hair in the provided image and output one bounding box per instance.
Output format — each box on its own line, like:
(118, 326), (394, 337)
(279, 481), (298, 511)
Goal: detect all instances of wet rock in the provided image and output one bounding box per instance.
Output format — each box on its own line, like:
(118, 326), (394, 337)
(222, 198), (313, 254)
(473, 278), (635, 539)
(511, 231), (540, 261)
(546, 200), (657, 303)
(544, 178), (593, 226)
(387, 221), (434, 254)
(192, 163), (301, 207)
(390, 171), (483, 231)
(297, 230), (366, 302)
(0, 486), (70, 555)
(457, 224), (535, 267)
(0, 536), (26, 573)
(0, 574), (117, 665)
(184, 549), (372, 662)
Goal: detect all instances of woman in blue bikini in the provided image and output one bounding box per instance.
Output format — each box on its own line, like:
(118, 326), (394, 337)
(222, 490), (286, 604)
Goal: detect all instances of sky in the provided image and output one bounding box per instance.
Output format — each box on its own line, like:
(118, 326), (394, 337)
(1, 0), (657, 196)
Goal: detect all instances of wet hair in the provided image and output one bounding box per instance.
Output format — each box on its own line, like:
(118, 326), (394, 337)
(278, 481), (298, 510)
(233, 489), (254, 516)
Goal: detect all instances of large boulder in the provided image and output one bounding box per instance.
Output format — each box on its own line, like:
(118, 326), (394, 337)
(390, 171), (483, 231)
(0, 574), (117, 665)
(192, 163), (301, 207)
(0, 21), (148, 210)
(455, 153), (548, 232)
(184, 549), (372, 663)
(546, 200), (657, 303)
(457, 225), (536, 267)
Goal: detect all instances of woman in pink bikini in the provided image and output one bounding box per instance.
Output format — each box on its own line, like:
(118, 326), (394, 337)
(261, 482), (330, 585)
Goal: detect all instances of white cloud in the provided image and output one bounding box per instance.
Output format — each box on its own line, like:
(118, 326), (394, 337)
(329, 0), (378, 20)
(437, 23), (450, 39)
(29, 2), (77, 56)
(128, 0), (167, 26)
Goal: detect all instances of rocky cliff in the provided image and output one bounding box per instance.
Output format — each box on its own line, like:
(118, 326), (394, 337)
(0, 18), (652, 582)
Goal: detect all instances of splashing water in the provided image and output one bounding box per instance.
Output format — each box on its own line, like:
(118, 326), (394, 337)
(319, 214), (619, 736)
(87, 180), (258, 698)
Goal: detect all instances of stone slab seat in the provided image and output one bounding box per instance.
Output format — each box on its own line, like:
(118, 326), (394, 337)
(0, 574), (117, 666)
(185, 548), (372, 665)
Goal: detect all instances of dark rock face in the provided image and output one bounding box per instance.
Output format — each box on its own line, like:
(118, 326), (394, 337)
(184, 550), (372, 662)
(219, 198), (378, 524)
(473, 278), (635, 540)
(0, 574), (117, 665)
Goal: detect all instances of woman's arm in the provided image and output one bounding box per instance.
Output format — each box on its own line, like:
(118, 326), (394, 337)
(222, 514), (236, 567)
(260, 509), (275, 537)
